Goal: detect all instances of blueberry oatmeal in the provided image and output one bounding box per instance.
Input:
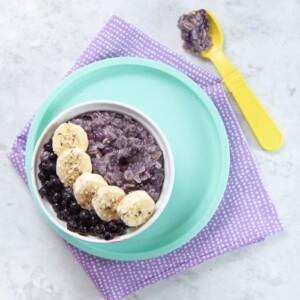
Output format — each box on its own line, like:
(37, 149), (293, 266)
(71, 111), (164, 201)
(37, 111), (165, 240)
(178, 9), (212, 55)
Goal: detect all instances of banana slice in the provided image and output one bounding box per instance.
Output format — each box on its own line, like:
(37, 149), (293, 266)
(56, 148), (92, 187)
(73, 172), (108, 210)
(117, 190), (155, 227)
(92, 186), (126, 222)
(53, 122), (88, 156)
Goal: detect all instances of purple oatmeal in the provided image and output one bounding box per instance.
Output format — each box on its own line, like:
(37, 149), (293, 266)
(70, 111), (165, 201)
(177, 10), (212, 55)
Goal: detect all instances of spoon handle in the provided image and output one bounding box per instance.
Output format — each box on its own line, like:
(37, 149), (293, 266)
(209, 51), (283, 151)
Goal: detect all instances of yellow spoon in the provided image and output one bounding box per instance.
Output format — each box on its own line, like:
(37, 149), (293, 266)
(200, 10), (283, 151)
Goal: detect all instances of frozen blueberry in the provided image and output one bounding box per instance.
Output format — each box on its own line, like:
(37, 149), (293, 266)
(43, 142), (53, 152)
(38, 172), (48, 182)
(52, 203), (61, 213)
(67, 220), (78, 232)
(57, 209), (71, 221)
(39, 162), (48, 172)
(116, 226), (125, 235)
(69, 202), (80, 213)
(90, 215), (100, 226)
(60, 200), (68, 209)
(79, 210), (90, 222)
(149, 176), (158, 185)
(48, 162), (56, 173)
(63, 192), (73, 202)
(49, 176), (62, 191)
(48, 152), (57, 161)
(78, 225), (88, 236)
(39, 187), (47, 198)
(107, 221), (118, 233)
(52, 192), (61, 203)
(104, 232), (114, 240)
(43, 180), (51, 189)
(71, 214), (80, 223)
(94, 224), (105, 236)
(116, 219), (126, 227)
(40, 151), (50, 161)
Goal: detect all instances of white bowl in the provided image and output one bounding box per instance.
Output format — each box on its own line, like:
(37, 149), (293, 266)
(31, 100), (175, 243)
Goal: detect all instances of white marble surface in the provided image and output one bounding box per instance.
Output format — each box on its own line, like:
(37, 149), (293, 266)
(1, 0), (299, 299)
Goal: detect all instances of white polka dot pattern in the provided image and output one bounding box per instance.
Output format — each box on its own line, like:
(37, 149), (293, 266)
(8, 16), (283, 300)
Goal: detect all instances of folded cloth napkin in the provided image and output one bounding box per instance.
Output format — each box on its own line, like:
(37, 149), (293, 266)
(9, 16), (283, 300)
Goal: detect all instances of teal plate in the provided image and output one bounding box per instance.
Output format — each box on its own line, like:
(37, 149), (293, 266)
(25, 57), (230, 261)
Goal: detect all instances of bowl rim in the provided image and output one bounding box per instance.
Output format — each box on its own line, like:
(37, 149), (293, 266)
(31, 100), (175, 244)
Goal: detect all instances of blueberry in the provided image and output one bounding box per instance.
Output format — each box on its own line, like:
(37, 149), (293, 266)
(116, 219), (126, 227)
(64, 193), (73, 202)
(43, 142), (53, 152)
(90, 215), (100, 226)
(40, 151), (50, 161)
(94, 224), (105, 236)
(61, 200), (68, 209)
(39, 187), (47, 198)
(52, 192), (61, 203)
(104, 232), (114, 240)
(67, 220), (78, 232)
(62, 190), (68, 198)
(116, 226), (125, 235)
(78, 225), (88, 236)
(149, 176), (159, 185)
(48, 162), (56, 173)
(57, 209), (70, 221)
(50, 177), (62, 191)
(107, 221), (118, 233)
(69, 202), (80, 213)
(39, 162), (48, 172)
(38, 172), (48, 182)
(49, 152), (57, 161)
(71, 214), (80, 223)
(52, 203), (61, 213)
(44, 180), (51, 189)
(79, 210), (90, 222)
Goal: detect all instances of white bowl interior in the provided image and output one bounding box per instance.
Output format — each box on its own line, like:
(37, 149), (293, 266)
(31, 100), (174, 243)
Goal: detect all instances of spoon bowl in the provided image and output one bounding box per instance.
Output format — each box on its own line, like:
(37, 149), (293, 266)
(201, 10), (224, 57)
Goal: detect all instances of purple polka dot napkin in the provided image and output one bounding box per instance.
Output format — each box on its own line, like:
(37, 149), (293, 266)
(9, 16), (283, 300)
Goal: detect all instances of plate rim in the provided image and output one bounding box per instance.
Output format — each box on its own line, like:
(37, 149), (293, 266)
(25, 57), (230, 260)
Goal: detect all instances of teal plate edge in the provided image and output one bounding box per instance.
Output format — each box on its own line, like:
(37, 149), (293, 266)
(25, 57), (230, 261)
